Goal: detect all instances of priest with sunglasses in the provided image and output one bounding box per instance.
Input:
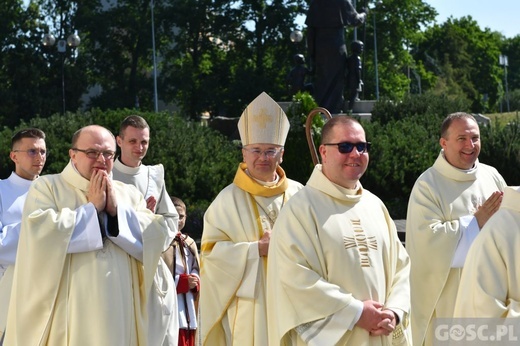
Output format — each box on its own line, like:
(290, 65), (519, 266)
(267, 115), (411, 345)
(199, 92), (304, 345)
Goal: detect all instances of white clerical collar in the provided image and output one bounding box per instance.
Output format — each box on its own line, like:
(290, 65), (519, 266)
(245, 169), (280, 186)
(441, 150), (477, 173)
(114, 157), (143, 175)
(9, 172), (35, 187)
(334, 182), (361, 196)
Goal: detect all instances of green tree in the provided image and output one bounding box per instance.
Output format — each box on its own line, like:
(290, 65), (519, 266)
(160, 0), (307, 119)
(75, 0), (166, 110)
(0, 0), (87, 123)
(414, 17), (503, 112)
(360, 0), (437, 100)
(0, 109), (242, 239)
(501, 36), (520, 91)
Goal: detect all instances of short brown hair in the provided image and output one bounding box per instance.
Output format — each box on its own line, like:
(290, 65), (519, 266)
(11, 128), (46, 150)
(440, 112), (477, 139)
(119, 115), (150, 137)
(320, 115), (361, 145)
(171, 196), (186, 210)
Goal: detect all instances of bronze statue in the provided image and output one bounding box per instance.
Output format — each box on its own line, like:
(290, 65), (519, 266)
(346, 40), (364, 113)
(305, 0), (366, 113)
(286, 54), (313, 97)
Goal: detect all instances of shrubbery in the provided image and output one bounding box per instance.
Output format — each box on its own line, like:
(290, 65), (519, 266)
(282, 92), (520, 219)
(0, 109), (240, 240)
(1, 93), (518, 237)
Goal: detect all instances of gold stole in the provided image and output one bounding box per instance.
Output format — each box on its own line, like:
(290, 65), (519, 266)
(233, 163), (289, 270)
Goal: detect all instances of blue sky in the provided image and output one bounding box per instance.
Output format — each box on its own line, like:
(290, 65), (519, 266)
(294, 1), (519, 39)
(425, 0), (519, 38)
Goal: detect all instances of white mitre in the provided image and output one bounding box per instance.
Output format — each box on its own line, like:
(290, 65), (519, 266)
(238, 92), (290, 146)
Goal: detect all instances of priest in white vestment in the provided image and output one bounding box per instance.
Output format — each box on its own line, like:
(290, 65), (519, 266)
(112, 115), (179, 345)
(406, 113), (506, 345)
(0, 128), (47, 342)
(267, 116), (411, 345)
(199, 92), (303, 345)
(4, 125), (168, 346)
(454, 186), (520, 318)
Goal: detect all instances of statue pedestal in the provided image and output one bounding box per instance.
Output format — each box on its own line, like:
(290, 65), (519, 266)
(276, 100), (377, 121)
(277, 102), (295, 115)
(350, 100), (376, 120)
(352, 100), (376, 113)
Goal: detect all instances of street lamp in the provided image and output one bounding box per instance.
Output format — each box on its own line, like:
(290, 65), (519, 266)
(42, 32), (80, 115)
(353, 0), (358, 41)
(151, 0), (159, 113)
(499, 54), (510, 113)
(370, 1), (382, 100)
(290, 29), (303, 43)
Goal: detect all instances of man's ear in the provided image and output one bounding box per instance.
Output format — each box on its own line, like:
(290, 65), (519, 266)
(9, 151), (17, 164)
(439, 137), (446, 150)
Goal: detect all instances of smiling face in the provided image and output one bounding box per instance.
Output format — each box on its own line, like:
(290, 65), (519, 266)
(116, 126), (150, 168)
(70, 126), (116, 180)
(10, 137), (47, 180)
(440, 117), (480, 170)
(319, 121), (369, 189)
(242, 143), (284, 182)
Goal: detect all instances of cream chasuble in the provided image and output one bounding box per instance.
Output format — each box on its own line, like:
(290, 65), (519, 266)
(266, 165), (411, 346)
(454, 186), (520, 318)
(199, 163), (303, 345)
(406, 151), (506, 345)
(4, 162), (168, 346)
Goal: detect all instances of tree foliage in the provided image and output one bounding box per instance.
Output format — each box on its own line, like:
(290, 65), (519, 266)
(159, 0), (307, 119)
(359, 0), (437, 100)
(0, 1), (65, 124)
(75, 0), (161, 110)
(0, 109), (242, 203)
(1, 1), (519, 120)
(414, 17), (504, 112)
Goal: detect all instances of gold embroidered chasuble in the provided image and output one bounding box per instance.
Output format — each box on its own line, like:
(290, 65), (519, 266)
(199, 163), (303, 345)
(267, 165), (411, 345)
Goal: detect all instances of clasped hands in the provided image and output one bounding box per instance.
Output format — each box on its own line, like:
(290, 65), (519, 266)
(356, 300), (397, 336)
(87, 169), (118, 217)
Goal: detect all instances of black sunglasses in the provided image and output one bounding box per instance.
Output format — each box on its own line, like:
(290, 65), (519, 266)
(323, 142), (371, 154)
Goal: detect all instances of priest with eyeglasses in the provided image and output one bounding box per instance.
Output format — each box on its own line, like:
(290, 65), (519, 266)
(266, 115), (412, 345)
(199, 92), (303, 345)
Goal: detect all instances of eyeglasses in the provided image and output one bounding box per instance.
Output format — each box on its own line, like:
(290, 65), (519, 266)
(243, 147), (283, 158)
(72, 148), (116, 160)
(12, 149), (48, 157)
(323, 142), (371, 154)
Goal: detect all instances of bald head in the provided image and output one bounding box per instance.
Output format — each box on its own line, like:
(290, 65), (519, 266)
(72, 125), (116, 148)
(69, 125), (116, 180)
